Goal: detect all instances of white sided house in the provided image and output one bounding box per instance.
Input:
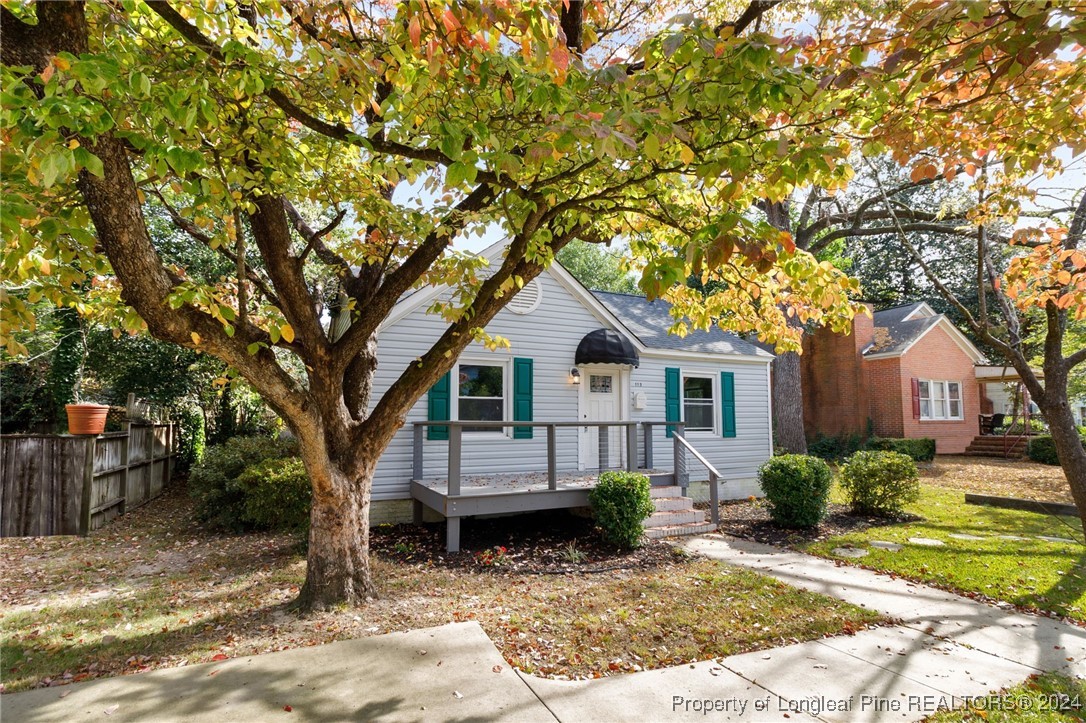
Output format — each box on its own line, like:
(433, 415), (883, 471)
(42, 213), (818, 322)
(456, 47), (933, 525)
(366, 249), (774, 550)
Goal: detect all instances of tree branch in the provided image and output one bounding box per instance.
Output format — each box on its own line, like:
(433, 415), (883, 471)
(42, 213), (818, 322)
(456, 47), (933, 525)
(332, 183), (498, 365)
(147, 187), (281, 307)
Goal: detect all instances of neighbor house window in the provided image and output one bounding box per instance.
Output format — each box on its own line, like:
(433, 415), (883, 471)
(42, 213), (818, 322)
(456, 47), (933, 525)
(919, 379), (962, 420)
(683, 375), (715, 432)
(457, 362), (505, 432)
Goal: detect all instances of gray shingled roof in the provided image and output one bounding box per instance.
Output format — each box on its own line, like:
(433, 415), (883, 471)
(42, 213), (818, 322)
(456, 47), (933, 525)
(592, 291), (773, 358)
(866, 303), (941, 355)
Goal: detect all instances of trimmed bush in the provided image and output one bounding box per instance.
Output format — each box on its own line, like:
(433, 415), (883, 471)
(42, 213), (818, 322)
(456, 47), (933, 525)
(865, 437), (936, 462)
(1029, 434), (1086, 466)
(235, 457), (311, 533)
(188, 436), (297, 531)
(758, 454), (833, 529)
(807, 433), (865, 461)
(589, 471), (654, 549)
(839, 450), (920, 517)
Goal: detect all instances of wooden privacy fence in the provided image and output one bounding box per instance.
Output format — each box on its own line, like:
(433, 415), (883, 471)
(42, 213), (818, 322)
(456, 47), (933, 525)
(0, 422), (176, 537)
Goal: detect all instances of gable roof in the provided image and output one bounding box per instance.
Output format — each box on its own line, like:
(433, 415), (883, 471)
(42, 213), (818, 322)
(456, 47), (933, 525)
(867, 303), (942, 355)
(383, 239), (773, 363)
(864, 302), (986, 363)
(592, 291), (772, 358)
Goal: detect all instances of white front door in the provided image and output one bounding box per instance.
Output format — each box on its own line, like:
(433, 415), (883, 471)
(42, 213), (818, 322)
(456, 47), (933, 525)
(579, 366), (626, 470)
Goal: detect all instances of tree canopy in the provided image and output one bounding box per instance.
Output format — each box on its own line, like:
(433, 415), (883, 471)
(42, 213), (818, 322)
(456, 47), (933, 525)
(2, 0), (1084, 606)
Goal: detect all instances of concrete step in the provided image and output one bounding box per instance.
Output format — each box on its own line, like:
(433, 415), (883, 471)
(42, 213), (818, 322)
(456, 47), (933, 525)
(645, 509), (704, 528)
(652, 496), (694, 512)
(650, 485), (684, 499)
(644, 521), (717, 539)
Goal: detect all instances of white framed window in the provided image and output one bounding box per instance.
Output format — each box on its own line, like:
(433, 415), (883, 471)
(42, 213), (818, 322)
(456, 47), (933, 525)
(455, 359), (509, 433)
(589, 374), (612, 393)
(919, 379), (963, 420)
(682, 373), (715, 433)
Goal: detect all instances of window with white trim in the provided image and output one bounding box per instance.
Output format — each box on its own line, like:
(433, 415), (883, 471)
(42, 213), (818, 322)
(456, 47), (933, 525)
(457, 361), (507, 432)
(682, 374), (715, 432)
(919, 379), (963, 420)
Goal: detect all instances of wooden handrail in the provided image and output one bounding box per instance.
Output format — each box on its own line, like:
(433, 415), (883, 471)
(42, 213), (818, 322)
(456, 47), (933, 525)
(410, 420), (678, 429)
(672, 433), (721, 525)
(411, 420), (686, 493)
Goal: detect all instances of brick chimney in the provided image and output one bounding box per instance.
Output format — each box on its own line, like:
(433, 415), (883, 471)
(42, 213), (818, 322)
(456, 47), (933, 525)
(801, 302), (875, 440)
(852, 303), (875, 353)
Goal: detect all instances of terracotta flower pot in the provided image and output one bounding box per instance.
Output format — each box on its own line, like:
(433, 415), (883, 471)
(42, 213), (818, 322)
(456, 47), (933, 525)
(66, 403), (110, 435)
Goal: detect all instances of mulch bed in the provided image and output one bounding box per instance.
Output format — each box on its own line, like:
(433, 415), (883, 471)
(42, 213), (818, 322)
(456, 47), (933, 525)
(371, 510), (679, 574)
(709, 498), (920, 546)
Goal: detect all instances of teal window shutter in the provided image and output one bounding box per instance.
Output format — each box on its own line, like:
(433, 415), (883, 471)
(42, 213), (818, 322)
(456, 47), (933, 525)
(427, 372), (451, 440)
(720, 371), (736, 438)
(665, 367), (681, 438)
(513, 358), (533, 439)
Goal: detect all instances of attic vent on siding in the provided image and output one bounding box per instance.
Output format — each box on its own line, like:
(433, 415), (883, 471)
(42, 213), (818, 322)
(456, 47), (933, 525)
(507, 279), (542, 315)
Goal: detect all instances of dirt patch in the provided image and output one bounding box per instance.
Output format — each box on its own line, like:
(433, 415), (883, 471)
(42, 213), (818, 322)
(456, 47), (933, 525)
(371, 510), (678, 575)
(711, 498), (918, 547)
(922, 455), (1071, 503)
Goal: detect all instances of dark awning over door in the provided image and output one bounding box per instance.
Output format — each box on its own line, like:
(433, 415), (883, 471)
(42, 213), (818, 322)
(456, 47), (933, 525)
(575, 329), (639, 367)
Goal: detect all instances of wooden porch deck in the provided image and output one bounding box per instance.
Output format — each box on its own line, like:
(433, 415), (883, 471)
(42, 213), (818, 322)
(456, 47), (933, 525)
(409, 420), (722, 552)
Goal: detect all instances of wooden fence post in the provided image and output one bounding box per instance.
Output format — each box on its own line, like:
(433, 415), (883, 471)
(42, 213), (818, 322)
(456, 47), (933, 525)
(121, 421), (131, 515)
(78, 436), (96, 536)
(165, 422), (173, 485)
(145, 422), (155, 502)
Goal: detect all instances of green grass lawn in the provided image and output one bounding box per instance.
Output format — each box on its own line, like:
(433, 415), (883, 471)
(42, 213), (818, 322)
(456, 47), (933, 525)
(806, 485), (1086, 622)
(926, 672), (1086, 722)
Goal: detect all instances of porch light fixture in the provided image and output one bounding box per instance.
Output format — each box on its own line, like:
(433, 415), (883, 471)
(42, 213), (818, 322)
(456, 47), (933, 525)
(569, 367), (581, 385)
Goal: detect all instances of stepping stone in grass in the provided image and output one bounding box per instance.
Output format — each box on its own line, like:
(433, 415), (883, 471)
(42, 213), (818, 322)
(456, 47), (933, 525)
(948, 533), (986, 541)
(908, 537), (945, 547)
(998, 535), (1028, 541)
(1037, 535), (1075, 543)
(832, 547), (869, 558)
(869, 541), (903, 552)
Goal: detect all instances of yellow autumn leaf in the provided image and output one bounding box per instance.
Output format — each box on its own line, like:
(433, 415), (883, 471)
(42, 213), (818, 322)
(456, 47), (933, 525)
(680, 145), (695, 165)
(280, 323), (295, 343)
(191, 332), (201, 345)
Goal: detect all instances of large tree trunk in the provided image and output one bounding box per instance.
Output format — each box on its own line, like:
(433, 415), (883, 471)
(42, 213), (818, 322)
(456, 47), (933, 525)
(1036, 367), (1086, 536)
(764, 200), (808, 454)
(1048, 407), (1086, 531)
(297, 455), (377, 610)
(772, 346), (807, 454)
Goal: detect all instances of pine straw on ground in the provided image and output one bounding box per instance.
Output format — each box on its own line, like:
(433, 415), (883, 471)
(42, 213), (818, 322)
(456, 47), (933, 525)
(920, 455), (1070, 503)
(0, 483), (882, 693)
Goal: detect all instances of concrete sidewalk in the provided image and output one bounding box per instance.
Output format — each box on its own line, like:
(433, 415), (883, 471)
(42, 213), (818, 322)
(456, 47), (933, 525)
(0, 623), (555, 723)
(5, 535), (1085, 722)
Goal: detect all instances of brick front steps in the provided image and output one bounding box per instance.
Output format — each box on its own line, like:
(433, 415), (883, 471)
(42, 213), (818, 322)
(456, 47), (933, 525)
(644, 485), (716, 539)
(964, 434), (1028, 459)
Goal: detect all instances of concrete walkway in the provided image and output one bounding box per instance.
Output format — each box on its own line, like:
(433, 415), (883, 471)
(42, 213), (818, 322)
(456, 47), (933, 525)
(6, 535), (1086, 722)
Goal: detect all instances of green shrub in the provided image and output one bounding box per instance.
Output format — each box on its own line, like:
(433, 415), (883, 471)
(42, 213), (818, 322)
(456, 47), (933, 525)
(188, 436), (297, 531)
(235, 457), (311, 533)
(1029, 434), (1086, 466)
(807, 433), (865, 461)
(865, 437), (936, 462)
(758, 454), (833, 529)
(589, 471), (654, 549)
(839, 450), (920, 517)
(174, 405), (205, 471)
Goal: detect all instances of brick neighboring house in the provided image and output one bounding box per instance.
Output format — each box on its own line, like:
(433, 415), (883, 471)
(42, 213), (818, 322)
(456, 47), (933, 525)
(802, 302), (989, 454)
